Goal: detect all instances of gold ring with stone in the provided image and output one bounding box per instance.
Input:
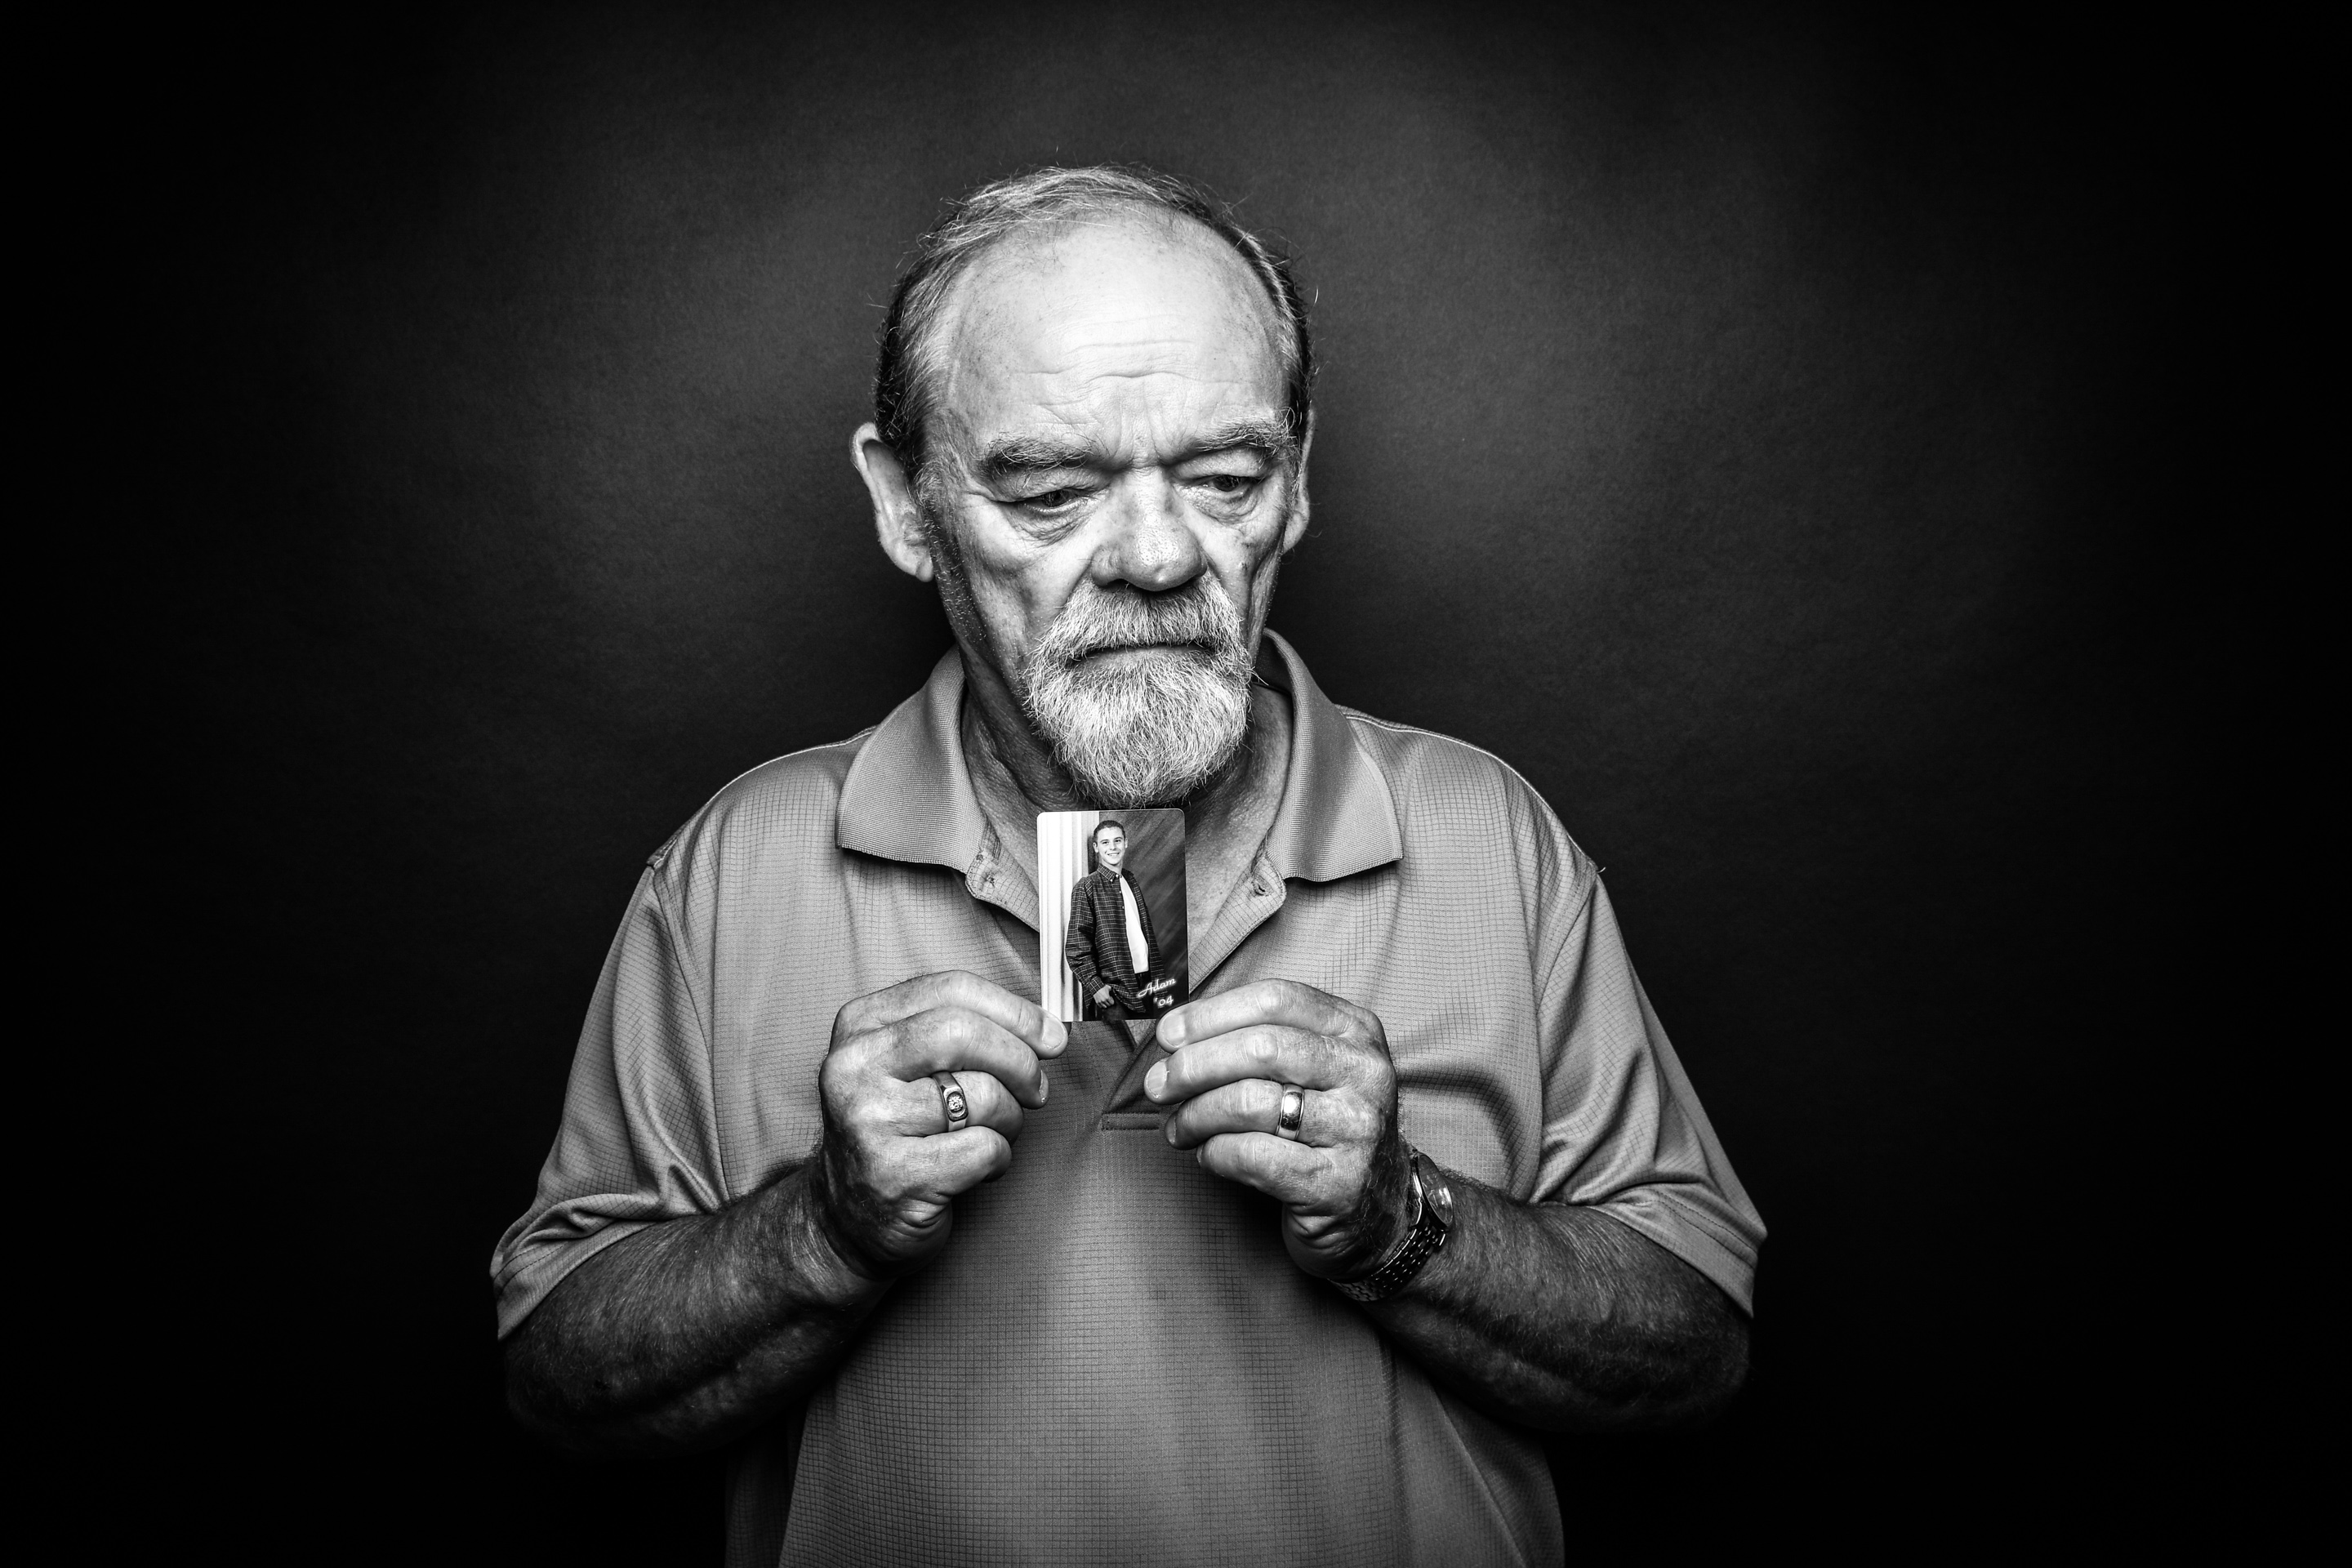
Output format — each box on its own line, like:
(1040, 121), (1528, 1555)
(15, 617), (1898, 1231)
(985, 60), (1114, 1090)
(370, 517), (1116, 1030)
(935, 1071), (969, 1133)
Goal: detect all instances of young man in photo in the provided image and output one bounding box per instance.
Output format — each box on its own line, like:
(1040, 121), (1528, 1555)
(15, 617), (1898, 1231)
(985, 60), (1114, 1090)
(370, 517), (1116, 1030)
(1065, 817), (1164, 1021)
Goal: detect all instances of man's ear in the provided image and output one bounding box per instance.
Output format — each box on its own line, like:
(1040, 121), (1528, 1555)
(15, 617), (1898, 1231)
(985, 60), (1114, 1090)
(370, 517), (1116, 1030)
(852, 423), (935, 583)
(1280, 410), (1316, 554)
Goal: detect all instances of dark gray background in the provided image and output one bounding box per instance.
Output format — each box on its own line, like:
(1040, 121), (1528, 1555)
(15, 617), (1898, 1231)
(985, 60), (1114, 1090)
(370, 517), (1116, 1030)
(156, 1), (2203, 1557)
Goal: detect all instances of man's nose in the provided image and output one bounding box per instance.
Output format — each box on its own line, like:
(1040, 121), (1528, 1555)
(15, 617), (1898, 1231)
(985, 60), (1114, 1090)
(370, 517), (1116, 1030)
(1092, 472), (1206, 592)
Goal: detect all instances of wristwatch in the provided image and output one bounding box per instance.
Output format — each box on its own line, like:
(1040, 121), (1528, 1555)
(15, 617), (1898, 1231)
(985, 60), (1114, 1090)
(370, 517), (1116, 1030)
(1336, 1148), (1454, 1303)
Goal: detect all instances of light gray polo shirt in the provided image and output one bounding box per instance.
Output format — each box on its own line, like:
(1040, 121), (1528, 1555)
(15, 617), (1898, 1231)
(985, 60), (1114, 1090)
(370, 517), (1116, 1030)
(492, 631), (1764, 1567)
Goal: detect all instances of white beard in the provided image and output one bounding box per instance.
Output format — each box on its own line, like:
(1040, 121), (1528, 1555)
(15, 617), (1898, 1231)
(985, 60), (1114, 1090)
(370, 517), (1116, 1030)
(1020, 578), (1254, 808)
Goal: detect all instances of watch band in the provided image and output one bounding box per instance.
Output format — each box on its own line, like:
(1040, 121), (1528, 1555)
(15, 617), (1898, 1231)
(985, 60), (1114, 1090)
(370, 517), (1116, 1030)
(1336, 1150), (1452, 1303)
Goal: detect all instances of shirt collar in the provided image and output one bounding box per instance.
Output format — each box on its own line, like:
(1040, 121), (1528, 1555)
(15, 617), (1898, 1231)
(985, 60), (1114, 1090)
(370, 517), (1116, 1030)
(835, 630), (1402, 885)
(836, 648), (991, 875)
(1254, 629), (1403, 884)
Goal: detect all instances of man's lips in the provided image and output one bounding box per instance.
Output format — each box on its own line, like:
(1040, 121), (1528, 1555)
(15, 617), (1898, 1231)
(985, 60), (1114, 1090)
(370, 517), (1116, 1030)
(1069, 639), (1210, 661)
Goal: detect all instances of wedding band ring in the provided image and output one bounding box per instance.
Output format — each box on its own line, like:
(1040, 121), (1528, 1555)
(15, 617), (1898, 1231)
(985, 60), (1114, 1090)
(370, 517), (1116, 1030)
(935, 1071), (969, 1133)
(1276, 1084), (1306, 1141)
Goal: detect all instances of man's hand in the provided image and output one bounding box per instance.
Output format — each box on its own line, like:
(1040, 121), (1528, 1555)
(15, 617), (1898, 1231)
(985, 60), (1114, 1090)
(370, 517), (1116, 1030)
(1144, 979), (1414, 1281)
(1138, 978), (1748, 1433)
(813, 970), (1067, 1281)
(506, 969), (1067, 1454)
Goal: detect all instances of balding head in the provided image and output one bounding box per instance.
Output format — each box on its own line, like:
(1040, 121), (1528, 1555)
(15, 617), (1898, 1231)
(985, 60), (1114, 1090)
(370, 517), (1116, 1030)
(930, 209), (1294, 498)
(873, 167), (1314, 479)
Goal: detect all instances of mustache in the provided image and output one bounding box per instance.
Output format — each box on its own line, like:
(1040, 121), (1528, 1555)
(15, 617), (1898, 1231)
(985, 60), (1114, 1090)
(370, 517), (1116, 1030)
(1030, 581), (1247, 669)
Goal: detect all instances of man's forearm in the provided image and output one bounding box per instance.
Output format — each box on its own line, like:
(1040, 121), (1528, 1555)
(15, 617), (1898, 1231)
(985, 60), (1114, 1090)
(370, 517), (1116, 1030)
(1366, 1179), (1748, 1432)
(505, 1161), (885, 1454)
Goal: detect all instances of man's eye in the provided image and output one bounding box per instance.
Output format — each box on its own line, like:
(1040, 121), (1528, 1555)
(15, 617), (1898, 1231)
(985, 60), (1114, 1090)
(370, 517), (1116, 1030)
(1199, 474), (1257, 497)
(1022, 488), (1086, 510)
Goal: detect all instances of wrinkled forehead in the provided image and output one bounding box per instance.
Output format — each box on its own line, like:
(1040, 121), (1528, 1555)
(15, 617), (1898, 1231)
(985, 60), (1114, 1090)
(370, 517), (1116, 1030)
(928, 210), (1290, 454)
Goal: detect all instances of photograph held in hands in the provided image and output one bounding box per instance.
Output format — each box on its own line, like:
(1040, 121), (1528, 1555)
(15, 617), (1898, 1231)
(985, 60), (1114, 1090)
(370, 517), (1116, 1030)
(1040, 808), (1189, 1026)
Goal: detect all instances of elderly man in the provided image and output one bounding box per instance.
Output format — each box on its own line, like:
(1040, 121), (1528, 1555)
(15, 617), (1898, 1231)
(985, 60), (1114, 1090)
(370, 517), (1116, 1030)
(495, 166), (1764, 1566)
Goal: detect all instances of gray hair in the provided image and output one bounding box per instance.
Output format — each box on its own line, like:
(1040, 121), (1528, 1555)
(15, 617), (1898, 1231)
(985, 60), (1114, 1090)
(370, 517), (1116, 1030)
(872, 165), (1314, 477)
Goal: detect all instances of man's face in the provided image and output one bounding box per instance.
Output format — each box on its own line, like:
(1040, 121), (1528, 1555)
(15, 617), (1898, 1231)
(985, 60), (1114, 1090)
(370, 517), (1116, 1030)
(913, 211), (1311, 804)
(1094, 826), (1126, 871)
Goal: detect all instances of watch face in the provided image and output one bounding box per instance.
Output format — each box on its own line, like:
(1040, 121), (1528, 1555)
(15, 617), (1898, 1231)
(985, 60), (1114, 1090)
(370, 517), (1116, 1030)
(1418, 1156), (1454, 1225)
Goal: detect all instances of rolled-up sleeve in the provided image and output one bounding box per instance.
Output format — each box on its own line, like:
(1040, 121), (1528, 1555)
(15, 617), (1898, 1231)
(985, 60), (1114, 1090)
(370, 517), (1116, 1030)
(488, 865), (728, 1337)
(1531, 875), (1766, 1313)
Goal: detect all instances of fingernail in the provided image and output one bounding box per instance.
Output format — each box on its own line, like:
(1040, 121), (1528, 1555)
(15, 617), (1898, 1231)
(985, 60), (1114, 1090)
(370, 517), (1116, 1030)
(1144, 1061), (1167, 1100)
(1038, 1069), (1049, 1105)
(1160, 1015), (1184, 1048)
(1047, 1019), (1067, 1052)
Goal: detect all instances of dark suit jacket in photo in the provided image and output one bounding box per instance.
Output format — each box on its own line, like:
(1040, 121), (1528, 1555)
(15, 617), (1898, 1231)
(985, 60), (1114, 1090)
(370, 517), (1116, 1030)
(1065, 865), (1158, 1006)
